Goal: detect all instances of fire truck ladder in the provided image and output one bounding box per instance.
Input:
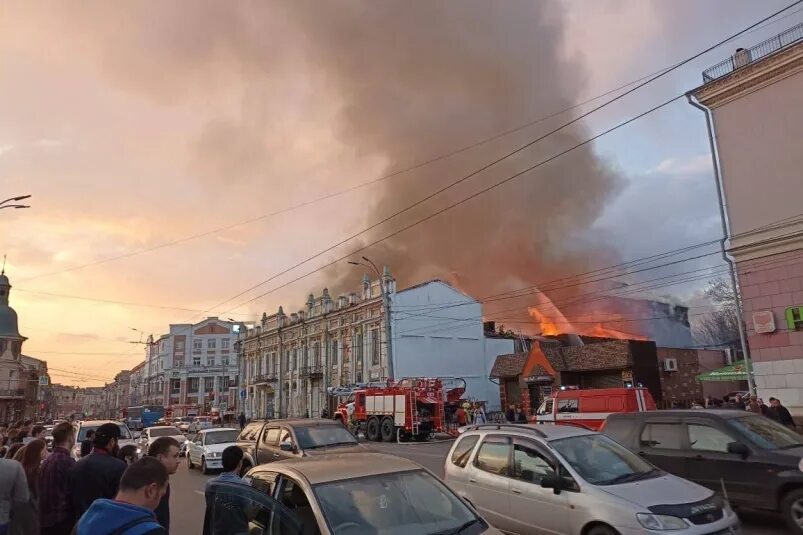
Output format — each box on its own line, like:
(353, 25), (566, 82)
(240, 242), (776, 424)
(409, 392), (419, 437)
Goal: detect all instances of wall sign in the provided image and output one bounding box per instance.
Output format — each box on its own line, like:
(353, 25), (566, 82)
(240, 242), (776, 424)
(524, 375), (554, 385)
(753, 310), (776, 334)
(786, 307), (803, 330)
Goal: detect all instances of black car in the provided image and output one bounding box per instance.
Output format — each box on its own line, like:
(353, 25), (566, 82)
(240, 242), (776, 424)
(236, 418), (366, 473)
(603, 409), (803, 532)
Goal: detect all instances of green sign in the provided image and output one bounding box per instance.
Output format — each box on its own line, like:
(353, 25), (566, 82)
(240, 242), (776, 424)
(786, 307), (803, 330)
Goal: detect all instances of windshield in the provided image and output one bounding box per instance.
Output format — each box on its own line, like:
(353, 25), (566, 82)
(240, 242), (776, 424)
(551, 434), (660, 486)
(204, 430), (240, 445)
(294, 425), (358, 449)
(149, 427), (181, 437)
(727, 415), (803, 450)
(77, 423), (132, 442)
(314, 469), (481, 535)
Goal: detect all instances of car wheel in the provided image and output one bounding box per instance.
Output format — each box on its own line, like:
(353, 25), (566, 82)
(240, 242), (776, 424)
(201, 457), (209, 475)
(782, 488), (803, 533)
(380, 417), (395, 442)
(586, 524), (618, 535)
(366, 417), (381, 441)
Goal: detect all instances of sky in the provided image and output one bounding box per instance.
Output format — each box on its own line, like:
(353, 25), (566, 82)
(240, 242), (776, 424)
(1, 0), (800, 386)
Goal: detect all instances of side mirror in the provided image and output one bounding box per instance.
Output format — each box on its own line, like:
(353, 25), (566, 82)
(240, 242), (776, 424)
(279, 442), (294, 452)
(727, 442), (749, 457)
(540, 475), (563, 495)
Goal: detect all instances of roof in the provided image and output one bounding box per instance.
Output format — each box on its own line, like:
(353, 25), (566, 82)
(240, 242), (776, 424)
(462, 423), (593, 441)
(248, 418), (340, 427)
(397, 279), (477, 302)
(609, 409), (751, 420)
(489, 353), (528, 378)
(696, 360), (748, 382)
(77, 420), (124, 427)
(200, 427), (238, 433)
(259, 452), (422, 485)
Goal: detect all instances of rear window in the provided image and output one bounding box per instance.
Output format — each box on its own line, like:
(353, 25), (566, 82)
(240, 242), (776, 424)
(451, 435), (479, 468)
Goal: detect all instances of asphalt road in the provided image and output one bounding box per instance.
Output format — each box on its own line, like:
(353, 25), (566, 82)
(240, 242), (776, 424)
(170, 440), (789, 534)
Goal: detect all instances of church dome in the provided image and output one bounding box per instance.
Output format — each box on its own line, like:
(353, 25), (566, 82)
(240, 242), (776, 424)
(0, 305), (20, 338)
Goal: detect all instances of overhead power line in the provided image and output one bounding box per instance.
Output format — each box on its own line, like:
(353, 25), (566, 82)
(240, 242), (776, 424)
(209, 2), (802, 316)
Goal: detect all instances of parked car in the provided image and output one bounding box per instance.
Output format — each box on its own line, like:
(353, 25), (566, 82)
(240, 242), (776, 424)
(237, 418), (366, 473)
(138, 426), (188, 456)
(188, 416), (214, 433)
(204, 452), (501, 535)
(603, 409), (803, 532)
(444, 423), (740, 535)
(187, 427), (240, 474)
(175, 416), (195, 433)
(533, 387), (656, 430)
(72, 420), (138, 459)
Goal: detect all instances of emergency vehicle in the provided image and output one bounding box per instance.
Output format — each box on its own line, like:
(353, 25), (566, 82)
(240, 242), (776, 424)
(330, 377), (466, 441)
(533, 386), (656, 430)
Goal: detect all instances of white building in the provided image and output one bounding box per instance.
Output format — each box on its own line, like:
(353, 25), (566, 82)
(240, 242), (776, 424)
(141, 317), (240, 418)
(240, 272), (515, 419)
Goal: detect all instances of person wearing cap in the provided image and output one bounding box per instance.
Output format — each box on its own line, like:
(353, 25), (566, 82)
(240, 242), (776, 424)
(68, 423), (127, 520)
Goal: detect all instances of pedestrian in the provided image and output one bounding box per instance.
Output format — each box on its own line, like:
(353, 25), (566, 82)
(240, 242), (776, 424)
(238, 412), (246, 431)
(39, 422), (76, 535)
(455, 405), (467, 427)
(10, 438), (46, 535)
(0, 454), (29, 535)
(68, 423), (127, 521)
(768, 397), (796, 429)
(5, 443), (23, 460)
(24, 426), (46, 445)
(146, 437), (180, 531)
(73, 458), (168, 535)
(118, 445), (139, 466)
(80, 430), (94, 458)
(320, 407), (329, 419)
(472, 403), (487, 425)
(505, 404), (515, 423)
(516, 405), (527, 423)
(202, 446), (249, 535)
(746, 395), (763, 414)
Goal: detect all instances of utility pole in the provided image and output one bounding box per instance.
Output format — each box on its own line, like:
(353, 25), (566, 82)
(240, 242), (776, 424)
(349, 257), (394, 380)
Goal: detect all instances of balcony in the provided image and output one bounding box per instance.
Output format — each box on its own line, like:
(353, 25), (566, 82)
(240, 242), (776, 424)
(702, 22), (803, 82)
(251, 373), (278, 385)
(299, 365), (324, 378)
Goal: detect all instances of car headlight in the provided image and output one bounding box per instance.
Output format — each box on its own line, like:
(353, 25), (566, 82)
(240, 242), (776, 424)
(207, 452), (220, 458)
(636, 513), (687, 530)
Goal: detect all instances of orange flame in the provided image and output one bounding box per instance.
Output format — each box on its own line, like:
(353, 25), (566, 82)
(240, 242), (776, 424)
(528, 307), (570, 336)
(582, 324), (647, 340)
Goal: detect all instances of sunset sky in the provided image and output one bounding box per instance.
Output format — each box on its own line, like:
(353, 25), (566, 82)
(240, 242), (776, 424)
(1, 0), (799, 386)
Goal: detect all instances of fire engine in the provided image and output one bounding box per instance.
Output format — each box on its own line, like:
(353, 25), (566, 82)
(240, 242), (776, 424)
(329, 377), (467, 442)
(533, 386), (656, 430)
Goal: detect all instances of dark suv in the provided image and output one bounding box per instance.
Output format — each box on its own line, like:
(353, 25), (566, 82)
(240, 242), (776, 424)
(237, 418), (366, 473)
(603, 410), (803, 532)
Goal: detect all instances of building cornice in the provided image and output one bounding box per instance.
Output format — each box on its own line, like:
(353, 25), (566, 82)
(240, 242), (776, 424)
(728, 221), (803, 262)
(693, 42), (803, 108)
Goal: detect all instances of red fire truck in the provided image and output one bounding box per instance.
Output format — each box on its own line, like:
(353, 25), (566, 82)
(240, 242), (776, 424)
(533, 386), (656, 430)
(331, 377), (467, 442)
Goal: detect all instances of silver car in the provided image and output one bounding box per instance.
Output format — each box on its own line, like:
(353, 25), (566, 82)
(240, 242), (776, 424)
(444, 424), (741, 535)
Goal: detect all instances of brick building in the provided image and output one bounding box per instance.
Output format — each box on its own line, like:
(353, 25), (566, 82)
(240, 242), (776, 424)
(491, 337), (661, 415)
(657, 347), (742, 406)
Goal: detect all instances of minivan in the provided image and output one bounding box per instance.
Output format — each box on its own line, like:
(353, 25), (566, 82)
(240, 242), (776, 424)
(444, 423), (740, 534)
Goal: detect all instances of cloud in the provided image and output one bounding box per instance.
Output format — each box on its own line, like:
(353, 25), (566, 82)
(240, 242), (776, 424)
(647, 154), (712, 177)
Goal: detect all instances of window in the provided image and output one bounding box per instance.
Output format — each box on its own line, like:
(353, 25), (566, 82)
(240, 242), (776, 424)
(474, 437), (510, 476)
(192, 356), (201, 367)
(301, 346), (308, 369)
(220, 376), (230, 390)
(207, 339), (216, 350)
(312, 343), (320, 367)
(451, 436), (479, 468)
(370, 329), (379, 365)
(537, 399), (554, 416)
(248, 471), (278, 495)
(689, 424), (733, 453)
(240, 423), (261, 442)
(558, 399), (578, 413)
(171, 379), (180, 394)
(279, 429), (294, 448)
(207, 355), (215, 366)
(331, 339), (338, 366)
(188, 378), (199, 393)
(193, 339), (202, 351)
(222, 339), (230, 350)
(512, 440), (556, 484)
(291, 349), (297, 370)
(263, 428), (280, 446)
(640, 423), (684, 449)
(221, 354), (229, 366)
(354, 334), (363, 368)
(175, 340), (185, 351)
(205, 377), (215, 392)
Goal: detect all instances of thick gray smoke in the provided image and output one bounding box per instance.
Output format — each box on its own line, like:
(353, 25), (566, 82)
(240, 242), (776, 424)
(14, 1), (623, 320)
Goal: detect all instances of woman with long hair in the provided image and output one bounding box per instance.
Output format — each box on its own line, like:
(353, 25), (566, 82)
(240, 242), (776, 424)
(10, 438), (46, 534)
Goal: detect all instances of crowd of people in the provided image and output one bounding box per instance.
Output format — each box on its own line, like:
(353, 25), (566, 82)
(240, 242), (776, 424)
(703, 394), (797, 428)
(0, 420), (183, 535)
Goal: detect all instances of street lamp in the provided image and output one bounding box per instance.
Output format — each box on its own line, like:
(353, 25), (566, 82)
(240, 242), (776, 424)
(0, 195), (32, 211)
(348, 257), (394, 380)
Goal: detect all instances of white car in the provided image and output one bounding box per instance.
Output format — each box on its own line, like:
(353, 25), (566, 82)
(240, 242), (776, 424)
(187, 427), (240, 474)
(73, 420), (138, 459)
(188, 416), (214, 434)
(138, 426), (188, 456)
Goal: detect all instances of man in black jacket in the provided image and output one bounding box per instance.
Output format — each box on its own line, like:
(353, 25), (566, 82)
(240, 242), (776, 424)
(768, 397), (797, 429)
(79, 430), (95, 458)
(69, 423), (127, 520)
(147, 436), (181, 532)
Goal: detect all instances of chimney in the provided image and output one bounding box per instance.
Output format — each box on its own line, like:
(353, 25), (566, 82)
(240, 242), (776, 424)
(338, 295), (348, 309)
(349, 292), (357, 305)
